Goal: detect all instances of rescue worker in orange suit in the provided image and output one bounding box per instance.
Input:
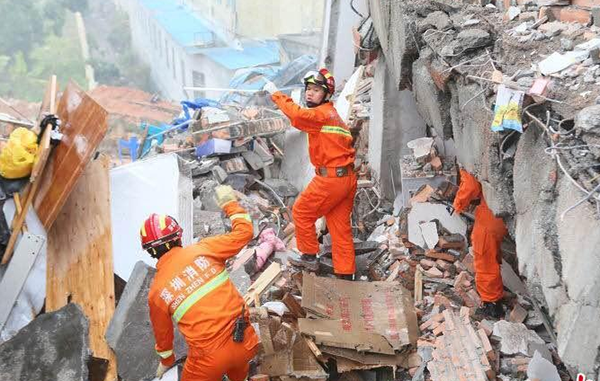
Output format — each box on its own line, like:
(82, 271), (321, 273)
(453, 169), (508, 318)
(141, 185), (258, 380)
(263, 68), (357, 280)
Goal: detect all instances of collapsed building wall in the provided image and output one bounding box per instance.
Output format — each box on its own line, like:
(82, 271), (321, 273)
(369, 0), (600, 377)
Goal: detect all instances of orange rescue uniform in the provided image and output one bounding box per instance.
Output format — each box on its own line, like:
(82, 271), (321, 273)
(148, 201), (258, 381)
(271, 92), (357, 275)
(453, 169), (508, 302)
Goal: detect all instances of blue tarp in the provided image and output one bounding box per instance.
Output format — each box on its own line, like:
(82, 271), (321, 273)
(140, 0), (215, 47)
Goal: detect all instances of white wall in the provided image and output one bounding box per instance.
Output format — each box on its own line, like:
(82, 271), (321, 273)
(126, 0), (234, 101)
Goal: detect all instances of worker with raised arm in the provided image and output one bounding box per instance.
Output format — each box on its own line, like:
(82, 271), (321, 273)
(263, 68), (357, 280)
(453, 169), (508, 318)
(142, 185), (258, 381)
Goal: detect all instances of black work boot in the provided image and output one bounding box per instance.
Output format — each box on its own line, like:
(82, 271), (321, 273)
(288, 253), (319, 272)
(335, 274), (354, 281)
(475, 301), (504, 319)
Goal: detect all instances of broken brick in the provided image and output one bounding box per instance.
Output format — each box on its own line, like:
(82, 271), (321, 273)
(434, 294), (452, 309)
(435, 259), (452, 271)
(479, 320), (494, 337)
(462, 253), (475, 273)
(556, 6), (592, 24)
(425, 250), (457, 263)
(432, 322), (446, 336)
(509, 303), (528, 324)
(420, 259), (436, 269)
(477, 329), (495, 361)
(438, 234), (465, 250)
(454, 271), (470, 290)
(571, 0), (600, 9)
(460, 306), (470, 318)
(430, 156), (443, 171)
(424, 266), (444, 278)
(410, 184), (436, 205)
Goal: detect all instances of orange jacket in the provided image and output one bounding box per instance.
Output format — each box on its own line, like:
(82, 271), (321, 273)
(271, 92), (355, 168)
(453, 169), (507, 237)
(148, 201), (253, 366)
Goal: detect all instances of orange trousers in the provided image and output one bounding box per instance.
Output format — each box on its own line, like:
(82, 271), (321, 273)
(182, 326), (258, 381)
(292, 172), (357, 275)
(472, 223), (507, 302)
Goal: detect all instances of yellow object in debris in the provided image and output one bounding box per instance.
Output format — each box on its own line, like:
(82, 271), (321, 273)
(0, 127), (39, 179)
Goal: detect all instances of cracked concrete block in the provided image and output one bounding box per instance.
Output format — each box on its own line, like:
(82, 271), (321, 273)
(449, 81), (491, 173)
(575, 105), (600, 158)
(413, 53), (453, 140)
(556, 302), (600, 379)
(513, 125), (566, 317)
(417, 11), (452, 32)
(369, 0), (419, 89)
(556, 177), (600, 307)
(408, 203), (467, 248)
(491, 320), (545, 356)
(193, 210), (225, 240)
(197, 179), (221, 212)
(456, 29), (492, 51)
(106, 261), (187, 381)
(419, 222), (439, 249)
(0, 303), (89, 381)
(369, 57), (426, 200)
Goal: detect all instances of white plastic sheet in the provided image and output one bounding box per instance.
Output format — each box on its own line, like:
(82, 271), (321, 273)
(110, 154), (193, 280)
(0, 201), (47, 343)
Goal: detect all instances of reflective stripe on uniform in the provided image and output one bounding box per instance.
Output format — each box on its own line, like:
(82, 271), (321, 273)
(172, 270), (230, 323)
(156, 349), (173, 359)
(321, 126), (352, 139)
(230, 213), (251, 222)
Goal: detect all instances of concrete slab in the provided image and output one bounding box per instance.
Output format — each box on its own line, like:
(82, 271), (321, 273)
(408, 203), (466, 248)
(193, 210), (225, 240)
(0, 303), (89, 381)
(110, 154), (193, 280)
(492, 320), (545, 356)
(419, 222), (439, 250)
(106, 261), (187, 381)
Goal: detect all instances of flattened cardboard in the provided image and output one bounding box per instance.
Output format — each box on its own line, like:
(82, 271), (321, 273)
(298, 318), (395, 355)
(320, 346), (408, 367)
(301, 273), (418, 352)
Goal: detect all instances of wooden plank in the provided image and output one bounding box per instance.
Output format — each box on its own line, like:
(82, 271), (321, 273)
(0, 233), (45, 331)
(243, 262), (281, 306)
(305, 338), (325, 362)
(414, 266), (423, 303)
(46, 155), (116, 381)
(282, 292), (306, 318)
(34, 81), (109, 229)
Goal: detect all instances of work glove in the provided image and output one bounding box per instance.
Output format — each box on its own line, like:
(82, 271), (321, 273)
(215, 185), (237, 208)
(263, 80), (278, 95)
(156, 363), (169, 379)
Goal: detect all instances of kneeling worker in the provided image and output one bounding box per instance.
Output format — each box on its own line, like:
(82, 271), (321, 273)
(142, 185), (258, 380)
(453, 169), (508, 318)
(263, 69), (357, 280)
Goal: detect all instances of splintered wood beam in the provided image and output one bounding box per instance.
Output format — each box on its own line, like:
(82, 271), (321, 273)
(243, 262), (282, 306)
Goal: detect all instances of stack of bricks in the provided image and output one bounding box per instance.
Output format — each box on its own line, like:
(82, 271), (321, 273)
(428, 310), (496, 381)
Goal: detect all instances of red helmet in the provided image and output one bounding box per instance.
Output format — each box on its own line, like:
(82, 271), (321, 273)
(140, 213), (183, 253)
(303, 68), (335, 95)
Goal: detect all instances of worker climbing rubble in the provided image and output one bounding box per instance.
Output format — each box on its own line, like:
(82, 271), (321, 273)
(141, 185), (258, 381)
(452, 168), (508, 318)
(263, 68), (357, 280)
